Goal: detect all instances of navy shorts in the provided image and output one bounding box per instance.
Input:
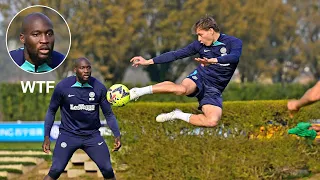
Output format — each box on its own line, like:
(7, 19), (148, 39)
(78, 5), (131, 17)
(48, 131), (115, 179)
(186, 69), (223, 110)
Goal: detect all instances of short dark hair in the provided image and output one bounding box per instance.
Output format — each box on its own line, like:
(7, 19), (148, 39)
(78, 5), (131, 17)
(192, 16), (220, 34)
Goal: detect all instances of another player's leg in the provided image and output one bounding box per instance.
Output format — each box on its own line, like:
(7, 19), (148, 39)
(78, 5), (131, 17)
(130, 78), (197, 101)
(44, 133), (79, 180)
(82, 134), (116, 180)
(311, 124), (320, 131)
(311, 124), (320, 135)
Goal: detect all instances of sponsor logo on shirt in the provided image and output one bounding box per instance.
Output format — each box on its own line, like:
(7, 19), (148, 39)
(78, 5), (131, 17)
(70, 104), (95, 111)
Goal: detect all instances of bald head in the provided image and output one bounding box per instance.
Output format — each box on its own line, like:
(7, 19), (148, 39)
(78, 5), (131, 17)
(74, 57), (91, 68)
(21, 12), (53, 33)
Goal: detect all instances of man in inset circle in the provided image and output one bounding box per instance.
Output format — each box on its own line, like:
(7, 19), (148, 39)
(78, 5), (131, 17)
(9, 12), (65, 73)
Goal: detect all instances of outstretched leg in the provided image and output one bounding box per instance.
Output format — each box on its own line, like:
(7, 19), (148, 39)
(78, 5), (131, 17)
(130, 78), (197, 100)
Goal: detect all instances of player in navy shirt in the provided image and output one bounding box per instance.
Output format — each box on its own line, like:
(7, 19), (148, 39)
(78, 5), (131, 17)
(9, 13), (65, 73)
(130, 16), (242, 127)
(43, 57), (121, 180)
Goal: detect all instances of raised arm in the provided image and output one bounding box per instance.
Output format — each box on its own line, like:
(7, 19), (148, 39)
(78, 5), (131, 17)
(130, 41), (199, 67)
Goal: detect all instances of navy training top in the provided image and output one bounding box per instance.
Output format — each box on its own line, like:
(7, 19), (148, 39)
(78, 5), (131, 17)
(9, 47), (65, 73)
(153, 34), (242, 93)
(44, 76), (120, 137)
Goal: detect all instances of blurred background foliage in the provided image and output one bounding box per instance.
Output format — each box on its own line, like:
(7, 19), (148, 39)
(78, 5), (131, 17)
(0, 0), (318, 84)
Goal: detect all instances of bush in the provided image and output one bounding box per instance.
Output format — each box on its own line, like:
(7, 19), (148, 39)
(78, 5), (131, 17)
(1, 81), (320, 179)
(0, 82), (314, 121)
(0, 83), (55, 121)
(118, 82), (315, 102)
(222, 82), (315, 101)
(110, 101), (320, 180)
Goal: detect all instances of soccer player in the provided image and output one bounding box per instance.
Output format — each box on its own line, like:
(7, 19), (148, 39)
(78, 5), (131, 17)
(130, 16), (242, 127)
(43, 57), (121, 180)
(288, 81), (320, 134)
(9, 12), (65, 73)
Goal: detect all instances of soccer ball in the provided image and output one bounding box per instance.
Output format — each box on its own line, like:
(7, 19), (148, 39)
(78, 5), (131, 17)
(107, 84), (130, 107)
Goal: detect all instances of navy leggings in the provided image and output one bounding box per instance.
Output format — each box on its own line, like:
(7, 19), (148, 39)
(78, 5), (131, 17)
(48, 132), (114, 179)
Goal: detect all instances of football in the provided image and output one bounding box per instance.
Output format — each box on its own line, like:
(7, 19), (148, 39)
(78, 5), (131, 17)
(107, 84), (130, 107)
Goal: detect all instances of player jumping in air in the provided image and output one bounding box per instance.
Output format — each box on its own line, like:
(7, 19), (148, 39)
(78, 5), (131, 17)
(130, 16), (242, 127)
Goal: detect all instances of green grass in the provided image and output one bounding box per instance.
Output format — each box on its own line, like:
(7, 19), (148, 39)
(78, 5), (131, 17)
(0, 142), (56, 150)
(0, 169), (22, 174)
(0, 142), (42, 150)
(0, 162), (36, 166)
(0, 142), (55, 161)
(0, 155), (51, 161)
(0, 177), (7, 180)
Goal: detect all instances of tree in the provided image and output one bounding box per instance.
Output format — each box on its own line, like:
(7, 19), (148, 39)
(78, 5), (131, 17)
(1, 0), (317, 84)
(288, 0), (320, 80)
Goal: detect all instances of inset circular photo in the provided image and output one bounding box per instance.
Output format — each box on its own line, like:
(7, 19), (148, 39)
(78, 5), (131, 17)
(6, 5), (71, 74)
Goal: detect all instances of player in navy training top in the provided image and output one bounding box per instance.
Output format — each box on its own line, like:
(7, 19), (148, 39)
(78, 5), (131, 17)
(9, 13), (65, 73)
(43, 57), (121, 180)
(129, 16), (242, 127)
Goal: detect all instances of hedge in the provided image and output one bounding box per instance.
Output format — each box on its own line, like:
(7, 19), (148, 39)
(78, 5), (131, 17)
(0, 82), (315, 121)
(222, 82), (314, 101)
(124, 82), (315, 102)
(108, 101), (320, 180)
(1, 83), (320, 179)
(0, 83), (53, 121)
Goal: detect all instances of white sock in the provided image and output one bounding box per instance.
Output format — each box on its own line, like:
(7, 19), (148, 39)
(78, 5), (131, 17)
(174, 111), (192, 123)
(137, 86), (152, 96)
